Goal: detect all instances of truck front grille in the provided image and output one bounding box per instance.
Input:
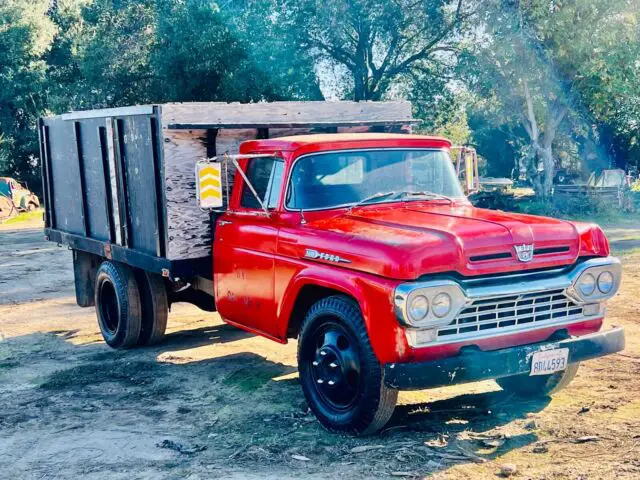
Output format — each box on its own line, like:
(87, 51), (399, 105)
(436, 289), (585, 341)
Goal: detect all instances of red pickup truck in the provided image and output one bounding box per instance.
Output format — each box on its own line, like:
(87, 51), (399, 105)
(40, 102), (624, 435)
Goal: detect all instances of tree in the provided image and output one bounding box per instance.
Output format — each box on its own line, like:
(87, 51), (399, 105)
(0, 0), (56, 189)
(280, 0), (477, 104)
(469, 0), (640, 197)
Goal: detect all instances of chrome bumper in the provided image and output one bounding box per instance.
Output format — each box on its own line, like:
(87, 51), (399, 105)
(385, 327), (625, 390)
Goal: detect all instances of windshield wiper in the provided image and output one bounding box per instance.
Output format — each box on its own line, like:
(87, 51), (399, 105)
(349, 191), (397, 210)
(349, 190), (454, 212)
(396, 190), (454, 204)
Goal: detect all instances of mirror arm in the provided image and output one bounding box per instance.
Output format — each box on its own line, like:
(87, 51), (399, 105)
(228, 155), (271, 217)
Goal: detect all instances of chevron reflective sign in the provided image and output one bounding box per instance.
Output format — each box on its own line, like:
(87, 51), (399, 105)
(196, 161), (224, 209)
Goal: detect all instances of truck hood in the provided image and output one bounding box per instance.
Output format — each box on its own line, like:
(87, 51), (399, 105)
(280, 203), (610, 280)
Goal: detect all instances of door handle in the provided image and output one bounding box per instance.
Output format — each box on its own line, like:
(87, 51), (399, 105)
(218, 220), (233, 226)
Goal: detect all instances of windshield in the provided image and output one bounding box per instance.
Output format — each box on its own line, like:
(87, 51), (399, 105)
(286, 149), (464, 210)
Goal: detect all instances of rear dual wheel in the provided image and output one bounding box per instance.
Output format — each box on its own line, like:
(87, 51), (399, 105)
(95, 261), (167, 349)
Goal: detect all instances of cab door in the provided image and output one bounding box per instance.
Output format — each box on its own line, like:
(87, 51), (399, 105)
(214, 157), (285, 339)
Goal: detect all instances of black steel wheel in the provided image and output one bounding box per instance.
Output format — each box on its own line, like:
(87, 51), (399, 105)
(135, 270), (168, 346)
(308, 321), (362, 411)
(298, 295), (397, 435)
(95, 261), (142, 349)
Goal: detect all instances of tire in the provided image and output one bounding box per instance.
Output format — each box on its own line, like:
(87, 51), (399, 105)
(297, 295), (398, 435)
(94, 261), (142, 349)
(135, 271), (168, 346)
(496, 362), (580, 398)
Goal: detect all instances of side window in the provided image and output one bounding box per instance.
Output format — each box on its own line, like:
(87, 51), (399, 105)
(240, 158), (284, 209)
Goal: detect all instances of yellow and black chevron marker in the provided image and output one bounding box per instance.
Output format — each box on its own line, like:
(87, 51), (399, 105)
(196, 161), (223, 209)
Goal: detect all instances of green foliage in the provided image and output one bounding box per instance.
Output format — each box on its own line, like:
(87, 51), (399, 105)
(467, 0), (640, 193)
(277, 0), (475, 129)
(0, 0), (57, 190)
(0, 0), (324, 185)
(502, 192), (635, 220)
(0, 0), (638, 203)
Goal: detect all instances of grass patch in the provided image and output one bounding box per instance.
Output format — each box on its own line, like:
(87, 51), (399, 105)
(222, 364), (290, 393)
(614, 246), (640, 258)
(2, 210), (42, 225)
(40, 360), (163, 391)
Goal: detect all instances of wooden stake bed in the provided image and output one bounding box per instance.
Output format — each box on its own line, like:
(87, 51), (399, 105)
(39, 101), (414, 279)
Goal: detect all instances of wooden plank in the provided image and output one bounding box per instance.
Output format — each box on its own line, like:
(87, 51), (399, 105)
(160, 101), (414, 129)
(150, 113), (166, 257)
(73, 121), (90, 237)
(163, 129), (211, 260)
(97, 126), (116, 243)
(117, 115), (161, 255)
(45, 119), (85, 234)
(74, 118), (112, 242)
(104, 118), (122, 245)
(57, 105), (154, 121)
(39, 122), (54, 229)
(112, 118), (130, 247)
(167, 120), (418, 129)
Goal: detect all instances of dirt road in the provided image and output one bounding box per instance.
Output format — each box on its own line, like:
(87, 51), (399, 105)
(1, 222), (639, 479)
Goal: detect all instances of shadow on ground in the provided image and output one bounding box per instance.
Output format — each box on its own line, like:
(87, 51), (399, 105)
(0, 324), (548, 478)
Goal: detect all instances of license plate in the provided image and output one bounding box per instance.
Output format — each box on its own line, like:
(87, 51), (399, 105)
(530, 348), (569, 376)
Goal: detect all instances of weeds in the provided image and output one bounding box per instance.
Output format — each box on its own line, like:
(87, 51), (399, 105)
(40, 360), (162, 390)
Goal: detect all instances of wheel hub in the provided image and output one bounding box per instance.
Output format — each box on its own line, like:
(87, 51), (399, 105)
(309, 325), (361, 409)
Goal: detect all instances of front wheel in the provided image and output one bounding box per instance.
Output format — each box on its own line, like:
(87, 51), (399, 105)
(496, 362), (580, 398)
(298, 295), (397, 435)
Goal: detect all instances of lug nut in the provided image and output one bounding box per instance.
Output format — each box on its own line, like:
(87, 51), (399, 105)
(329, 362), (338, 368)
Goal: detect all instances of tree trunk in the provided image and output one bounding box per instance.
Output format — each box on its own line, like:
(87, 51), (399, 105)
(519, 80), (567, 199)
(539, 145), (555, 198)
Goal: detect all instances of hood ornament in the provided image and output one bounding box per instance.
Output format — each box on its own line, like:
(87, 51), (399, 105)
(514, 244), (534, 262)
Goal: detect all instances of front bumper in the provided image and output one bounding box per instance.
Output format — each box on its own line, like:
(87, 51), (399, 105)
(384, 327), (625, 390)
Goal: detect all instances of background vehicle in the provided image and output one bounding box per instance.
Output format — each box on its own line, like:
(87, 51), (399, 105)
(0, 177), (40, 219)
(39, 101), (624, 435)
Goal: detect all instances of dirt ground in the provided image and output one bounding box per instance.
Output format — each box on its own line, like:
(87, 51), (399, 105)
(1, 218), (639, 479)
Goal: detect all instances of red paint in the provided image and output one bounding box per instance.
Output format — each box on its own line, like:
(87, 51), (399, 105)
(212, 134), (612, 365)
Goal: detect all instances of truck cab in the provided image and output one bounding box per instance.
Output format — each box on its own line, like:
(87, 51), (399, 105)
(204, 133), (623, 434)
(40, 103), (624, 435)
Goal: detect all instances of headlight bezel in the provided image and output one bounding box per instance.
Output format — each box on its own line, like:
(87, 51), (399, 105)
(395, 281), (467, 328)
(567, 260), (622, 303)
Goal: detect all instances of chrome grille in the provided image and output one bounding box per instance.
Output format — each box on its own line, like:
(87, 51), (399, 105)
(437, 289), (585, 340)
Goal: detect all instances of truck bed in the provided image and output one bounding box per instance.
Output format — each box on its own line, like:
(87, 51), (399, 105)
(39, 101), (414, 280)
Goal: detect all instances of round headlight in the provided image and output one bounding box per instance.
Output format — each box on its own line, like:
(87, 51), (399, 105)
(597, 271), (614, 294)
(432, 292), (452, 318)
(408, 295), (429, 322)
(578, 273), (596, 296)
